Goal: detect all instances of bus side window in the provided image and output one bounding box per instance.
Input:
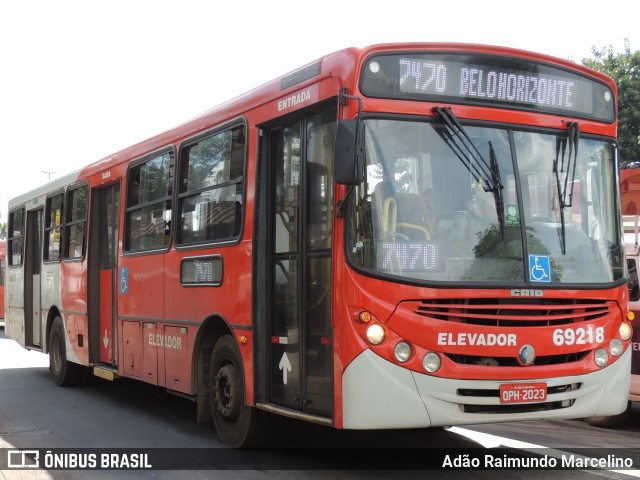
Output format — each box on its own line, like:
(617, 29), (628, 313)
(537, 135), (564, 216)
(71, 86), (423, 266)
(8, 208), (25, 266)
(178, 124), (245, 245)
(64, 186), (88, 259)
(44, 193), (63, 261)
(125, 151), (174, 252)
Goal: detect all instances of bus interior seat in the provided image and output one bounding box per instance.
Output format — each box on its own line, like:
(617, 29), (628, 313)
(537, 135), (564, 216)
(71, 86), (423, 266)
(372, 182), (431, 240)
(394, 193), (431, 240)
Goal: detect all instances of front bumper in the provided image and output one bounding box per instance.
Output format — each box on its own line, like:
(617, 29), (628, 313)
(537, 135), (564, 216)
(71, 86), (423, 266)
(342, 347), (631, 429)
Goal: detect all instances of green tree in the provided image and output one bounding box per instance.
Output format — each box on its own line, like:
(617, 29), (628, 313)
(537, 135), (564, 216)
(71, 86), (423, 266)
(582, 40), (640, 164)
(0, 222), (6, 239)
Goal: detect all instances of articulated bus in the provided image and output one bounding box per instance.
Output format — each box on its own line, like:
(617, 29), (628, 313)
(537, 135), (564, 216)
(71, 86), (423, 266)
(5, 43), (633, 447)
(0, 240), (5, 321)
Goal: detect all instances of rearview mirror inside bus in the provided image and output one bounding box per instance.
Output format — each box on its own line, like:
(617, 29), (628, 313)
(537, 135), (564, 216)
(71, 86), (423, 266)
(335, 120), (360, 185)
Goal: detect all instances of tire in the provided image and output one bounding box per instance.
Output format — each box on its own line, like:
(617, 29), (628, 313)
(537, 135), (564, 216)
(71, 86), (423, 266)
(209, 335), (272, 447)
(583, 401), (631, 428)
(49, 317), (82, 387)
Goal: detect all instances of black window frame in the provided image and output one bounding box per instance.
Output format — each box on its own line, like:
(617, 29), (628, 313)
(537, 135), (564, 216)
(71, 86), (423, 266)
(176, 121), (247, 247)
(44, 191), (64, 263)
(8, 208), (25, 267)
(63, 183), (89, 261)
(124, 147), (175, 254)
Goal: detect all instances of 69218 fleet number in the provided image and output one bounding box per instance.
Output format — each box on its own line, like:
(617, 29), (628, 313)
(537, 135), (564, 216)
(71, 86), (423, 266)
(552, 326), (605, 346)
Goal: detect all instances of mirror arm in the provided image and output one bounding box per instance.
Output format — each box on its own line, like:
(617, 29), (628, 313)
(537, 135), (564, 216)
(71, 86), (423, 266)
(340, 87), (363, 150)
(336, 88), (364, 219)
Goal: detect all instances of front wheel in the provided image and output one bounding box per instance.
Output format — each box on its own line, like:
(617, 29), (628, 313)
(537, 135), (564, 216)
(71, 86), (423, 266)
(583, 401), (631, 429)
(209, 335), (272, 447)
(49, 317), (82, 386)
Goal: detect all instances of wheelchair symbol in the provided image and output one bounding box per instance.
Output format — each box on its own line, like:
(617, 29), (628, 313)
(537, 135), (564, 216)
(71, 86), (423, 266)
(120, 267), (129, 294)
(529, 255), (551, 283)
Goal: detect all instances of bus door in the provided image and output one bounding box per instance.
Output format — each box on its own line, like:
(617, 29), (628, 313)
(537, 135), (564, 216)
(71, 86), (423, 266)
(24, 209), (43, 348)
(260, 106), (336, 418)
(88, 183), (120, 365)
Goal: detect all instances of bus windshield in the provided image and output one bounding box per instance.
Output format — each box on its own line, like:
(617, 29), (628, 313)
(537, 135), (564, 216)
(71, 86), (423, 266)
(347, 117), (623, 285)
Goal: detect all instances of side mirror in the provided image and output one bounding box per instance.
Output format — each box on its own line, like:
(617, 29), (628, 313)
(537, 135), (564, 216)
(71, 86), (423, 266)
(335, 120), (360, 185)
(628, 258), (640, 302)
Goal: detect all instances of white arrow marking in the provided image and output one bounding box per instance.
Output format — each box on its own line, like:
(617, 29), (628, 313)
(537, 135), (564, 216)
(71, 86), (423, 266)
(278, 352), (292, 385)
(103, 329), (109, 349)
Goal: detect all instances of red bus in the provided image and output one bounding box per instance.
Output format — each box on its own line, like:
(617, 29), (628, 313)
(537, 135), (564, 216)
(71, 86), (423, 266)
(0, 240), (5, 321)
(5, 43), (633, 447)
(612, 167), (640, 424)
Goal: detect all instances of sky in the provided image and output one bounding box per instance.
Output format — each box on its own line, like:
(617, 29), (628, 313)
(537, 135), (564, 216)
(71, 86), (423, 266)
(0, 0), (637, 221)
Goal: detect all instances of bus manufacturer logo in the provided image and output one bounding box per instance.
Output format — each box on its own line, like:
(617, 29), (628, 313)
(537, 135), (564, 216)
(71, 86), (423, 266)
(518, 344), (536, 365)
(511, 289), (544, 297)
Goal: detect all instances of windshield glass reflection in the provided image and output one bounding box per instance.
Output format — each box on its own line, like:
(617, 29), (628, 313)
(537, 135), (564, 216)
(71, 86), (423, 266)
(347, 118), (622, 285)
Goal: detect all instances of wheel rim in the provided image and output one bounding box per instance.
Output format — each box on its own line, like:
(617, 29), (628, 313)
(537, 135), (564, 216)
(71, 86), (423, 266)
(214, 364), (241, 420)
(50, 330), (63, 374)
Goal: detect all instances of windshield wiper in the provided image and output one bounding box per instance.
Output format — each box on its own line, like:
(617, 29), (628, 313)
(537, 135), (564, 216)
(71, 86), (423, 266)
(489, 141), (505, 239)
(432, 106), (505, 237)
(555, 121), (580, 208)
(553, 121), (580, 255)
(432, 107), (502, 192)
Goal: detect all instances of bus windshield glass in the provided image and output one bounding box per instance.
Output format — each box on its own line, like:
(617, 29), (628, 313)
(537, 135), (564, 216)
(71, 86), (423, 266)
(347, 118), (623, 285)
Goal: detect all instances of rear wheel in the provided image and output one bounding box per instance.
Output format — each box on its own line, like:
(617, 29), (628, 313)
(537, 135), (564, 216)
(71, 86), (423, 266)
(49, 317), (82, 386)
(209, 335), (272, 447)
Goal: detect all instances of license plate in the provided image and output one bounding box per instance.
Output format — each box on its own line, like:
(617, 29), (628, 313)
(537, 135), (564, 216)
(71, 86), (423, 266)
(499, 382), (547, 404)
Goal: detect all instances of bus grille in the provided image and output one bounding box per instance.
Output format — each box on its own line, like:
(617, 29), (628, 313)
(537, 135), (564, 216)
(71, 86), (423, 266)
(413, 298), (612, 327)
(445, 351), (588, 367)
(457, 383), (580, 414)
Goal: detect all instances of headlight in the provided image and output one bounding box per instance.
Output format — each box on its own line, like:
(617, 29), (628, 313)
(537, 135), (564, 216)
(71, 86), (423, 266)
(610, 338), (624, 357)
(423, 352), (441, 373)
(594, 348), (609, 367)
(619, 322), (632, 341)
(393, 342), (412, 363)
(366, 324), (385, 345)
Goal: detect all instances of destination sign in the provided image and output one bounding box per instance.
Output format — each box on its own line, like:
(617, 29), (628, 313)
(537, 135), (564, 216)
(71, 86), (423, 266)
(360, 52), (614, 122)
